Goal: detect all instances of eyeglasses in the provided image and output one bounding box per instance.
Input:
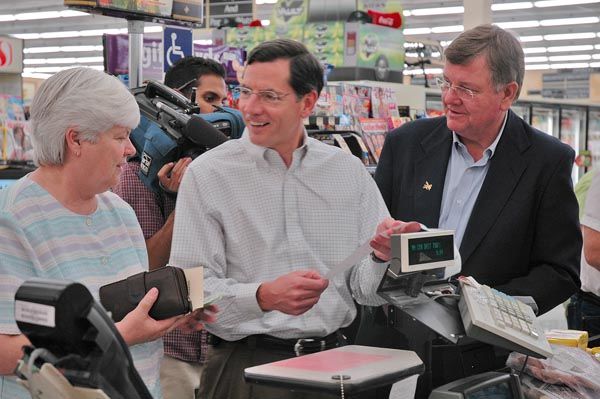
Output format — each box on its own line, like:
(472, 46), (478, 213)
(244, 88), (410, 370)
(435, 77), (477, 100)
(233, 86), (293, 104)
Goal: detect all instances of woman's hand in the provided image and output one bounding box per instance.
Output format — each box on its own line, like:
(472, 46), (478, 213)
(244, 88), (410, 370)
(116, 287), (182, 346)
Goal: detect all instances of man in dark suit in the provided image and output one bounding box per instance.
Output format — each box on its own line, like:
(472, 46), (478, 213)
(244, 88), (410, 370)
(358, 24), (581, 398)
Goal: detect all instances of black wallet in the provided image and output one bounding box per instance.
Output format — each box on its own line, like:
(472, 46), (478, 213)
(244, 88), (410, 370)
(99, 266), (191, 322)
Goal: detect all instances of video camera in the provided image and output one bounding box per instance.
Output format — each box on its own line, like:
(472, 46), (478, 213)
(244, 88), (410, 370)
(131, 80), (245, 193)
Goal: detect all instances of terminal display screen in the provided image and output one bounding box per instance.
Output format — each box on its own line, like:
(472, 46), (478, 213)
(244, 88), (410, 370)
(407, 235), (454, 266)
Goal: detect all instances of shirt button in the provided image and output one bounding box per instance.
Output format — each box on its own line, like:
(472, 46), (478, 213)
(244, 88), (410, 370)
(101, 257), (109, 265)
(86, 218), (92, 226)
(456, 199), (463, 205)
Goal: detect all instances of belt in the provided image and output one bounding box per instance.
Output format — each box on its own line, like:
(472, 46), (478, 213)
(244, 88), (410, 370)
(578, 291), (600, 308)
(208, 331), (346, 356)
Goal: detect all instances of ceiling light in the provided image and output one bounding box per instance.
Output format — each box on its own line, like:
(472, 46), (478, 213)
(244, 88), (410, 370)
(22, 72), (53, 79)
(24, 45), (103, 54)
(540, 17), (599, 26)
(525, 64), (550, 70)
(403, 28), (432, 35)
(495, 20), (539, 29)
(590, 62), (600, 67)
(525, 56), (549, 63)
(16, 11), (61, 20)
(535, 0), (600, 7)
(519, 35), (544, 42)
(548, 54), (592, 61)
(261, 19), (270, 26)
(407, 7), (464, 16)
(0, 15), (16, 22)
(547, 44), (594, 52)
(523, 47), (547, 53)
(593, 54), (600, 59)
(193, 39), (213, 45)
(550, 62), (590, 69)
(492, 2), (533, 11)
(403, 68), (443, 75)
(432, 25), (463, 33)
(543, 32), (596, 40)
(255, 0), (277, 3)
(24, 65), (104, 73)
(12, 25), (160, 40)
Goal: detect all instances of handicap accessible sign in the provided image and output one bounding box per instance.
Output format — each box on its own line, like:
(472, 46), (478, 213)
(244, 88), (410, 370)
(164, 26), (192, 72)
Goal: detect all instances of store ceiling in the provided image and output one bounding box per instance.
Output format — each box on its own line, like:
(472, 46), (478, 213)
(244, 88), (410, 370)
(2, 0), (600, 78)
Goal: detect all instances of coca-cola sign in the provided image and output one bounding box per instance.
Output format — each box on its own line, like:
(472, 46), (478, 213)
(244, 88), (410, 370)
(0, 37), (23, 74)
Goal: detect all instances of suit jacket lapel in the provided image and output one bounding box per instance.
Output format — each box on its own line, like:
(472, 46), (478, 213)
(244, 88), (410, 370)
(414, 121), (452, 228)
(460, 110), (530, 264)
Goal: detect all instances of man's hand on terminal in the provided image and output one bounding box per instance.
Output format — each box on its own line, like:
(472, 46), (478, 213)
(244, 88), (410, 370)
(370, 218), (422, 262)
(157, 157), (192, 193)
(257, 270), (329, 315)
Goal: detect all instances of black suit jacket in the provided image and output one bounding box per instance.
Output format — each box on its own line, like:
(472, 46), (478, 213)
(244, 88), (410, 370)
(376, 110), (581, 314)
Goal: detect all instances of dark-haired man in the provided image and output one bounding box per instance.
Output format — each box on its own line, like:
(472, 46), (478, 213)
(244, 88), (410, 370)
(170, 39), (420, 399)
(113, 56), (227, 399)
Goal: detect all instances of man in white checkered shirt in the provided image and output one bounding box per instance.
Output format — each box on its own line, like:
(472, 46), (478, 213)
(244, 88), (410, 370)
(170, 38), (421, 399)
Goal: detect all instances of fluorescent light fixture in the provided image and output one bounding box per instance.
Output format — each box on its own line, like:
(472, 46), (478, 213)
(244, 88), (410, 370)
(595, 44), (600, 50)
(22, 72), (53, 79)
(403, 28), (432, 35)
(519, 35), (543, 42)
(193, 39), (213, 45)
(549, 54), (591, 61)
(24, 45), (103, 54)
(590, 62), (600, 67)
(525, 64), (550, 70)
(535, 0), (600, 7)
(255, 0), (277, 4)
(523, 47), (547, 54)
(495, 20), (539, 29)
(432, 25), (463, 33)
(591, 54), (600, 59)
(547, 44), (594, 52)
(407, 7), (464, 16)
(403, 68), (443, 75)
(544, 32), (596, 41)
(540, 17), (599, 26)
(492, 2), (533, 11)
(24, 57), (103, 65)
(12, 25), (161, 40)
(24, 65), (104, 73)
(0, 9), (88, 22)
(261, 19), (270, 26)
(525, 56), (549, 63)
(550, 62), (590, 69)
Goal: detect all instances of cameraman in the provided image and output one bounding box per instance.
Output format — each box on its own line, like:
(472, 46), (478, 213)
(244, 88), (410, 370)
(113, 56), (227, 399)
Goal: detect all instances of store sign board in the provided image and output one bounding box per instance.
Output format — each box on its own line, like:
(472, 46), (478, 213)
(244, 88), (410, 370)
(209, 0), (254, 28)
(104, 34), (164, 82)
(163, 26), (193, 72)
(194, 44), (246, 83)
(0, 37), (23, 74)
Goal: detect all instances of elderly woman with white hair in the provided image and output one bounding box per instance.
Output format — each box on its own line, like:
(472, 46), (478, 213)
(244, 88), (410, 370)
(0, 67), (212, 399)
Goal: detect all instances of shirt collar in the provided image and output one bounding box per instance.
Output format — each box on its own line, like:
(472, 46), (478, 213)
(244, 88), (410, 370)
(240, 128), (310, 166)
(452, 111), (508, 159)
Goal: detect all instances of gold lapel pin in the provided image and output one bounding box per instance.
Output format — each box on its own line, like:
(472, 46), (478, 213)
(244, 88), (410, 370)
(422, 181), (432, 191)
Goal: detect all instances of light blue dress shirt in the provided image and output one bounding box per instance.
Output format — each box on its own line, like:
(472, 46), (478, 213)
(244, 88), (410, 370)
(438, 113), (508, 248)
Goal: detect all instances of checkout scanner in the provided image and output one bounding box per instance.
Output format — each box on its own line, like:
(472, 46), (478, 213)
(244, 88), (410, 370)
(14, 279), (152, 399)
(245, 229), (549, 398)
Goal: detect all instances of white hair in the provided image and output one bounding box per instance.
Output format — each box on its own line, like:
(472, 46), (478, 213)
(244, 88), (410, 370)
(30, 67), (140, 166)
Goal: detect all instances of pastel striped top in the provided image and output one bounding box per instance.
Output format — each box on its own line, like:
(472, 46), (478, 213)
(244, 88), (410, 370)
(0, 177), (163, 398)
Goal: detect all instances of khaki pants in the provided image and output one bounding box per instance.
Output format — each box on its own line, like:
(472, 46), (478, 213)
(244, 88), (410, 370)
(160, 355), (205, 399)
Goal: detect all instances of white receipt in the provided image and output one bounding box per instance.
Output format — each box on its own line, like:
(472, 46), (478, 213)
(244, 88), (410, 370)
(325, 240), (373, 279)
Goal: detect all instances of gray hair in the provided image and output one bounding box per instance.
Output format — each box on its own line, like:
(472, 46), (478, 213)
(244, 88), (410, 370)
(30, 67), (140, 166)
(444, 24), (524, 99)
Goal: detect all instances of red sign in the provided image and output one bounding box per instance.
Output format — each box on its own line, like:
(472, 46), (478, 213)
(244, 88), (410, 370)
(0, 37), (23, 74)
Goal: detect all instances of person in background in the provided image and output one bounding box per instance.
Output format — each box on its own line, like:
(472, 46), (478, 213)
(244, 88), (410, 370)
(169, 38), (420, 399)
(358, 24), (581, 398)
(0, 67), (214, 399)
(568, 168), (600, 340)
(113, 56), (227, 399)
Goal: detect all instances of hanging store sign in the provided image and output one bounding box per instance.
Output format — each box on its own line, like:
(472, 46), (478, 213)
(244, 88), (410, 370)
(208, 0), (254, 28)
